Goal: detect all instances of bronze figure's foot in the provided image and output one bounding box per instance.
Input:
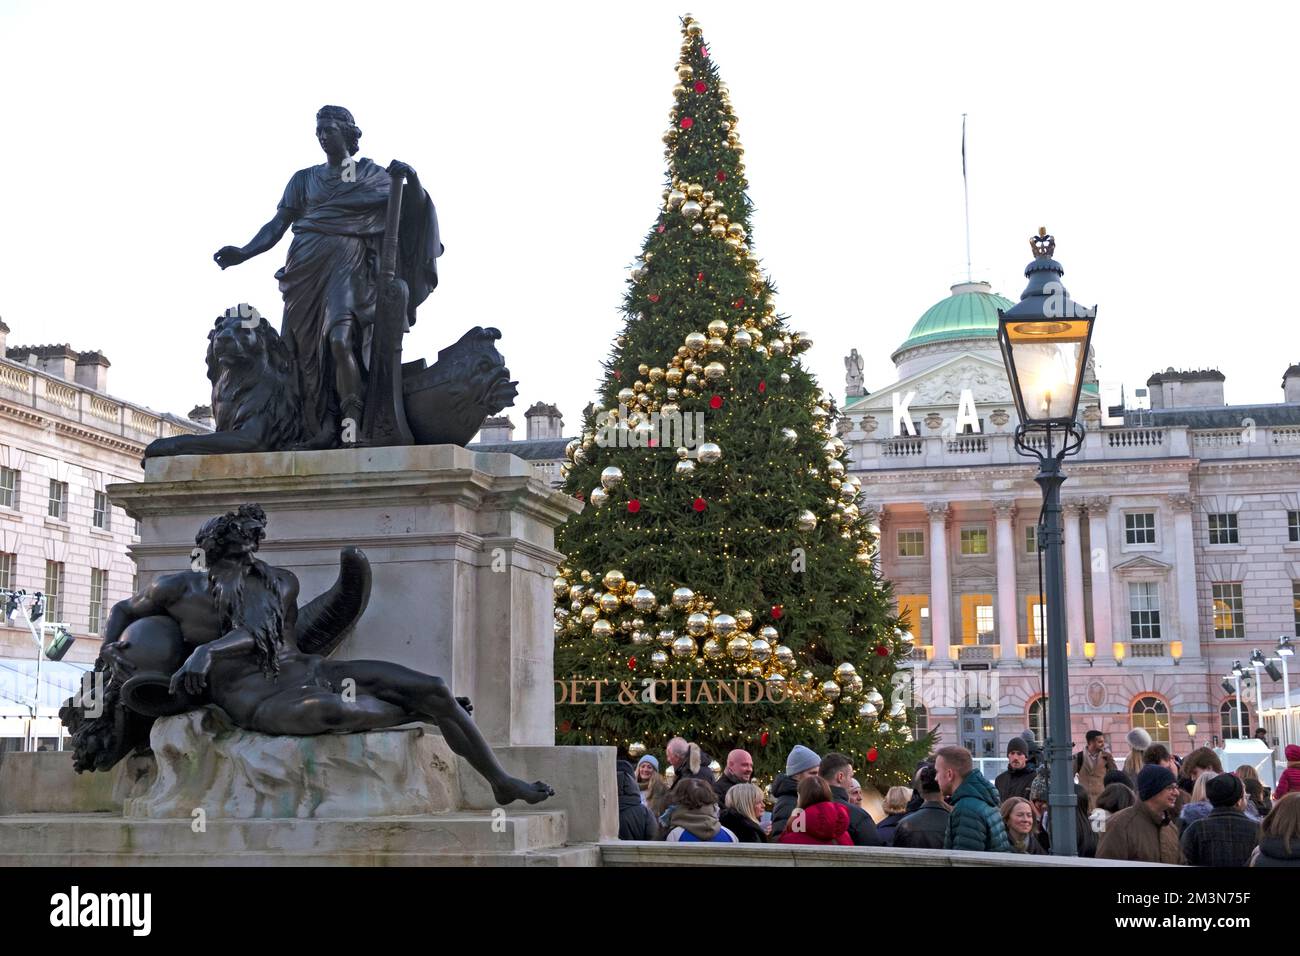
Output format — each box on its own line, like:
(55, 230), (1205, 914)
(493, 778), (555, 806)
(456, 695), (473, 715)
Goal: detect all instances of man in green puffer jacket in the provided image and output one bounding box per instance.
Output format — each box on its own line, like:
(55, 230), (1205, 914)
(936, 745), (1011, 853)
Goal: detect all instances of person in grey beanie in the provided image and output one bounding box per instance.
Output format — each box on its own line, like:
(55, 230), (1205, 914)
(769, 744), (822, 838)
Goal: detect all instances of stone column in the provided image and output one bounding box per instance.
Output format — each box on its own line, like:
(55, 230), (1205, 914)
(1086, 496), (1114, 660)
(926, 501), (952, 663)
(1063, 499), (1088, 659)
(993, 499), (1020, 664)
(1168, 492), (1202, 659)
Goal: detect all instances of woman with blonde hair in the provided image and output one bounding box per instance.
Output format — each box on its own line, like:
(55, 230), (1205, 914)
(1122, 728), (1151, 785)
(1177, 769), (1218, 834)
(719, 782), (768, 843)
(876, 786), (912, 846)
(1000, 797), (1046, 855)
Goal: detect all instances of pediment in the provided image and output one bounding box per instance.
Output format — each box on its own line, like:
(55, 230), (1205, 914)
(1112, 555), (1174, 576)
(853, 353), (1013, 413)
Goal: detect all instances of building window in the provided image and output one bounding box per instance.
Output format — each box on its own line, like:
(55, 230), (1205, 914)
(1128, 582), (1162, 640)
(1131, 695), (1170, 744)
(1294, 582), (1300, 639)
(1025, 596), (1046, 644)
(959, 527), (989, 556)
(896, 595), (930, 646)
(1290, 511), (1300, 543)
(1212, 583), (1245, 639)
(0, 552), (14, 592)
(0, 466), (18, 509)
(1125, 512), (1156, 546)
(960, 593), (994, 644)
(1208, 513), (1239, 545)
(1027, 696), (1048, 744)
(48, 479), (68, 520)
(1220, 698), (1245, 740)
(911, 704), (929, 744)
(44, 561), (64, 622)
(1024, 526), (1038, 555)
(93, 491), (111, 530)
(89, 568), (107, 635)
(896, 530), (925, 558)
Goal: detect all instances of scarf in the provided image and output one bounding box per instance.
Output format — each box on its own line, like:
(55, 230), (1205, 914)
(670, 806), (721, 840)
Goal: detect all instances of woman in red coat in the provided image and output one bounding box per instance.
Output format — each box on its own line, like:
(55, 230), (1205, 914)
(777, 776), (853, 847)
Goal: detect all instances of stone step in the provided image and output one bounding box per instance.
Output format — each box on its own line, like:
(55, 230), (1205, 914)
(0, 811), (571, 860)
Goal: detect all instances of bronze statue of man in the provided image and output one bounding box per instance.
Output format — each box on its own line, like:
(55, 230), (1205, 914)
(214, 106), (442, 447)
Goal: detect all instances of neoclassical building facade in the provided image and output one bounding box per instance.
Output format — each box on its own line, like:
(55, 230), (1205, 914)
(841, 280), (1300, 761)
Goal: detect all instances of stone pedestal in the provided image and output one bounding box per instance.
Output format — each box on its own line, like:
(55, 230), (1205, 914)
(108, 445), (582, 748)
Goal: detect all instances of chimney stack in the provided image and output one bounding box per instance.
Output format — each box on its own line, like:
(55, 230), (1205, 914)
(74, 350), (111, 392)
(1284, 365), (1300, 404)
(478, 415), (516, 443)
(525, 402), (564, 440)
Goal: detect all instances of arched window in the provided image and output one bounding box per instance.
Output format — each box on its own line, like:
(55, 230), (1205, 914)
(1131, 695), (1170, 744)
(1027, 695), (1048, 745)
(1220, 698), (1246, 740)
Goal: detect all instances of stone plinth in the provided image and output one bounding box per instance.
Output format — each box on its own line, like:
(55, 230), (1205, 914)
(108, 445), (582, 748)
(123, 707), (459, 819)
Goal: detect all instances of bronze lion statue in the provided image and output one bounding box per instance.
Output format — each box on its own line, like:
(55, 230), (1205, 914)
(145, 314), (306, 459)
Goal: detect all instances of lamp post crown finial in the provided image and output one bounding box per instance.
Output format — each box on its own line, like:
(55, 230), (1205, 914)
(1031, 227), (1055, 259)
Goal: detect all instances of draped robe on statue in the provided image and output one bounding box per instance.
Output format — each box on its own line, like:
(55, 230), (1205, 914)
(274, 157), (443, 439)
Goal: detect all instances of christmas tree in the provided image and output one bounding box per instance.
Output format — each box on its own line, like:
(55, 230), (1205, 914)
(553, 14), (928, 787)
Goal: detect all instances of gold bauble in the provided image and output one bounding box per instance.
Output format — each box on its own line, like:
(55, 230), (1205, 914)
(685, 21), (703, 36)
(691, 222), (705, 234)
(667, 188), (686, 207)
(631, 630), (651, 646)
(815, 719), (825, 732)
(726, 635), (752, 660)
(732, 328), (752, 348)
(706, 318), (729, 336)
(706, 336), (725, 351)
(716, 213), (729, 225)
(672, 84), (687, 97)
(877, 722), (892, 735)
(703, 361), (726, 380)
(865, 689), (885, 707)
(858, 701), (878, 718)
(702, 637), (724, 659)
(697, 442), (722, 464)
(896, 628), (915, 650)
(656, 627), (675, 647)
(780, 373), (790, 384)
(579, 605), (599, 626)
(731, 609), (752, 631)
(710, 222), (727, 238)
(677, 63), (694, 78)
(685, 373), (699, 389)
(854, 551), (872, 568)
(727, 222), (746, 238)
(711, 613), (737, 637)
(589, 487), (609, 508)
(768, 337), (787, 355)
(603, 569), (626, 591)
(821, 703), (835, 720)
(650, 650), (669, 668)
(846, 674), (864, 695)
(686, 612), (710, 637)
(600, 466), (624, 490)
(820, 680), (842, 701)
(795, 510), (817, 532)
(726, 237), (742, 251)
(674, 459), (696, 478)
(617, 387), (635, 405)
(599, 592), (620, 615)
(685, 331), (707, 353)
(889, 700), (907, 719)
(827, 459), (845, 478)
(665, 367), (683, 386)
(553, 576), (569, 597)
(631, 588), (658, 613)
(580, 569), (593, 582)
(681, 199), (702, 219)
(671, 635), (697, 658)
(685, 183), (704, 199)
(834, 662), (857, 684)
(750, 638), (772, 663)
(592, 619), (614, 639)
(780, 427), (798, 445)
(662, 130), (676, 145)
(568, 584), (585, 603)
(628, 742), (647, 759)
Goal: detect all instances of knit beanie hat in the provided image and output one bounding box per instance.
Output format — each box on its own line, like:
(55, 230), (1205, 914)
(1137, 764), (1176, 801)
(1103, 769), (1131, 788)
(637, 755), (660, 771)
(1007, 737), (1028, 756)
(1126, 728), (1152, 751)
(1285, 744), (1300, 763)
(785, 744), (821, 776)
(1206, 773), (1243, 809)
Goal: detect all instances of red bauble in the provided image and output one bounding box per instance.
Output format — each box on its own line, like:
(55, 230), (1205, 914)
(697, 271), (705, 283)
(694, 81), (707, 93)
(771, 604), (784, 620)
(757, 380), (767, 393)
(559, 720), (572, 733)
(709, 395), (723, 410)
(627, 499), (641, 513)
(613, 370), (622, 379)
(692, 497), (708, 512)
(657, 224), (666, 233)
(701, 45), (709, 57)
(628, 657), (637, 670)
(575, 492), (585, 501)
(760, 731), (770, 747)
(866, 747), (879, 763)
(875, 644), (890, 657)
(732, 297), (745, 309)
(680, 116), (694, 129)
(648, 294), (660, 303)
(716, 170), (727, 182)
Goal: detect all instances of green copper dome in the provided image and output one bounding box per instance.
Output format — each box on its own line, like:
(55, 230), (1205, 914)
(895, 281), (1014, 355)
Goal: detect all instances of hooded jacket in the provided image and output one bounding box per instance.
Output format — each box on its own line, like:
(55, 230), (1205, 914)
(776, 801), (853, 846)
(769, 773), (800, 838)
(1096, 799), (1185, 864)
(1274, 747), (1300, 798)
(943, 770), (1012, 853)
(616, 759), (658, 841)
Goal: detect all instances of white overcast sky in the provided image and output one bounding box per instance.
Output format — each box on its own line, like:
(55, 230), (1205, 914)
(2, 1), (1297, 431)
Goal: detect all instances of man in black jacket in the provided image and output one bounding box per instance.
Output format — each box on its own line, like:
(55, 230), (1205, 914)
(1181, 773), (1259, 867)
(893, 764), (950, 850)
(820, 751), (884, 847)
(616, 758), (657, 840)
(994, 737), (1036, 803)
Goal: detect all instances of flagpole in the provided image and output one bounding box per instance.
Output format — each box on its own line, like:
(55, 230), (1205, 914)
(962, 113), (972, 282)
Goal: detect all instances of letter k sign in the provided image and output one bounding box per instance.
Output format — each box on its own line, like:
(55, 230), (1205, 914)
(893, 390), (917, 436)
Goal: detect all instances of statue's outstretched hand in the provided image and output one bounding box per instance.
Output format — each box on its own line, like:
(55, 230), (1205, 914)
(169, 645), (213, 696)
(214, 246), (248, 270)
(387, 160), (417, 183)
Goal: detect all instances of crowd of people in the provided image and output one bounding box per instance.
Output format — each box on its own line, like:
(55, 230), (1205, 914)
(615, 731), (1300, 866)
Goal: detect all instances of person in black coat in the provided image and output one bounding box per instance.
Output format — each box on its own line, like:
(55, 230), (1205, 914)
(616, 759), (657, 840)
(719, 782), (768, 843)
(770, 745), (822, 838)
(821, 752), (884, 847)
(994, 738), (1036, 803)
(894, 764), (951, 850)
